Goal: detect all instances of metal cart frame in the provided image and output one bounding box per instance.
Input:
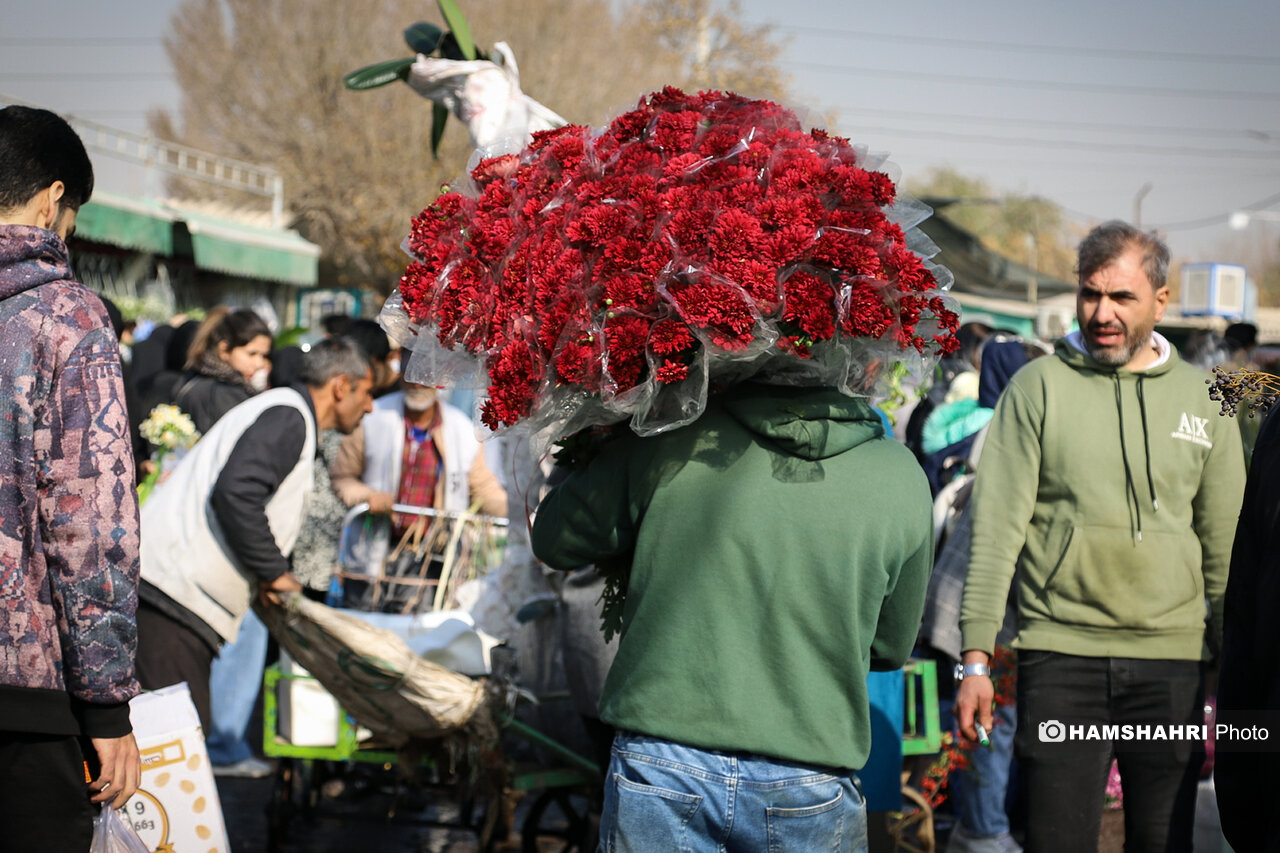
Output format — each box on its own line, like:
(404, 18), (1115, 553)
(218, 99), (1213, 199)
(261, 502), (601, 852)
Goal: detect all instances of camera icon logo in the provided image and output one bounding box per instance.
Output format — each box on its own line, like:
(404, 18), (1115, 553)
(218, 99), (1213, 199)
(1038, 720), (1067, 743)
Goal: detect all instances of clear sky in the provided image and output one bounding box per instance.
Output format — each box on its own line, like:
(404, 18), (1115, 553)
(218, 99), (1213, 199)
(3, 0), (1279, 263)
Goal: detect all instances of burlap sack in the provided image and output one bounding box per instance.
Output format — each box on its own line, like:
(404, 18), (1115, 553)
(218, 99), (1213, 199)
(256, 593), (486, 745)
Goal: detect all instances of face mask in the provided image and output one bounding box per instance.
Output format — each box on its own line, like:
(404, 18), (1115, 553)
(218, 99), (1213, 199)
(403, 387), (437, 411)
(250, 367), (270, 392)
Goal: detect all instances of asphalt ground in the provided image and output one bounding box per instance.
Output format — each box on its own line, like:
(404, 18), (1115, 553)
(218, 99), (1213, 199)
(216, 770), (504, 853)
(216, 772), (1225, 852)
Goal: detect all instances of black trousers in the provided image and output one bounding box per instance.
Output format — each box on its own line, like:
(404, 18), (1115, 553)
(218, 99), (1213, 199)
(0, 731), (94, 852)
(1015, 651), (1204, 853)
(135, 601), (215, 733)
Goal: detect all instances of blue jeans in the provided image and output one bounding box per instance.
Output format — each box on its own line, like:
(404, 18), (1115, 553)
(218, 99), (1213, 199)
(600, 732), (867, 853)
(206, 610), (269, 765)
(950, 695), (1017, 837)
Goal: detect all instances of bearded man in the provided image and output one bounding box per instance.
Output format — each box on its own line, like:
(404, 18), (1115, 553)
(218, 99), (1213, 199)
(955, 221), (1245, 853)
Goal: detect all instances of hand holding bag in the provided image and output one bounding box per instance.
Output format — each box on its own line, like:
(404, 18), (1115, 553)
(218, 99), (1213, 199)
(90, 803), (150, 853)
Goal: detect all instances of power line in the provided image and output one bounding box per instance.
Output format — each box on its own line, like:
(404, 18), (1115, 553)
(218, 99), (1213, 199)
(63, 109), (155, 117)
(928, 191), (1280, 234)
(0, 37), (161, 46)
(832, 105), (1278, 142)
(1152, 190), (1280, 231)
(759, 22), (1280, 67)
(840, 124), (1280, 160)
(796, 61), (1280, 102)
(0, 72), (173, 81)
(900, 155), (1280, 174)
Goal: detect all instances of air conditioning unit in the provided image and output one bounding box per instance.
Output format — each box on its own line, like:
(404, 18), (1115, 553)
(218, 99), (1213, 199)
(1036, 303), (1075, 341)
(1180, 263), (1247, 318)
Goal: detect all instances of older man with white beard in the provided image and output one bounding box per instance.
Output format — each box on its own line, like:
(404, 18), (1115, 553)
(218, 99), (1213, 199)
(330, 381), (507, 609)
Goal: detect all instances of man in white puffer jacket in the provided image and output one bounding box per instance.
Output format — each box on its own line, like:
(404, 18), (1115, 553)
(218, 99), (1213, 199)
(331, 382), (507, 607)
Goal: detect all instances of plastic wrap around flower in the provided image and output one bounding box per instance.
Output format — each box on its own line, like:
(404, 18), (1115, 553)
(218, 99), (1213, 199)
(385, 87), (959, 447)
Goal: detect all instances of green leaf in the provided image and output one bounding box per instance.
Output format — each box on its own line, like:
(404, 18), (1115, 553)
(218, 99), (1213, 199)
(403, 21), (443, 55)
(342, 58), (414, 90)
(430, 101), (449, 159)
(436, 0), (477, 60)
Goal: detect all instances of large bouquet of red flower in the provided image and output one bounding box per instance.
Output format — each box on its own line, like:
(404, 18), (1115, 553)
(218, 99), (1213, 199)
(386, 87), (959, 446)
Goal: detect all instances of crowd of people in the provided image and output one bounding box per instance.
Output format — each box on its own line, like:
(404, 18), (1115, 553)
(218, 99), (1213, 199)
(3, 104), (1280, 853)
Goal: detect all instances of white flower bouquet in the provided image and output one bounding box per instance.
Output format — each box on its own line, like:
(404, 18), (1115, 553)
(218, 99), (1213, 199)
(137, 404), (200, 504)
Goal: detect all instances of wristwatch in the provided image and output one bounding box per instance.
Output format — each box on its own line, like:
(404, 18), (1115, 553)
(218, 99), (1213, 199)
(954, 662), (992, 683)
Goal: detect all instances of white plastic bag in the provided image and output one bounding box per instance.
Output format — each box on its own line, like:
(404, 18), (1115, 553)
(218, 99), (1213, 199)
(90, 803), (150, 853)
(406, 41), (565, 150)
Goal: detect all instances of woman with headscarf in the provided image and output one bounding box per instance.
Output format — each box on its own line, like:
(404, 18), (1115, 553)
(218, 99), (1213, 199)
(172, 307), (272, 433)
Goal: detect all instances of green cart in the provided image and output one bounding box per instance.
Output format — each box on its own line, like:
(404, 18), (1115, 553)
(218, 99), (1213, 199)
(261, 661), (600, 852)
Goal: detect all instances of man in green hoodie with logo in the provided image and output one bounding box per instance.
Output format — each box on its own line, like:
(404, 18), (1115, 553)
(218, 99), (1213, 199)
(956, 221), (1245, 853)
(532, 381), (934, 852)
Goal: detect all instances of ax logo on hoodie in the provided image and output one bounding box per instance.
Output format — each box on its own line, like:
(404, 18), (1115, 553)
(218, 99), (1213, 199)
(1172, 412), (1212, 448)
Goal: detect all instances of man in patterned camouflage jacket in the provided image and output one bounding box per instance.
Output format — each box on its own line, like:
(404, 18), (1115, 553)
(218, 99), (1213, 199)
(0, 105), (142, 852)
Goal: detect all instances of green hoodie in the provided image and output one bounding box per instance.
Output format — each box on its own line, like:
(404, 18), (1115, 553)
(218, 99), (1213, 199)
(531, 383), (933, 770)
(960, 335), (1245, 660)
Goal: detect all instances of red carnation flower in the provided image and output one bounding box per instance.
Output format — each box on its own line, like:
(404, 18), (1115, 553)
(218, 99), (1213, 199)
(603, 273), (658, 313)
(604, 314), (650, 390)
(555, 338), (602, 387)
(482, 339), (540, 430)
(399, 263), (435, 324)
(650, 110), (702, 152)
(666, 279), (757, 351)
(709, 209), (768, 264)
(649, 318), (696, 356)
(471, 154), (519, 189)
(782, 271), (837, 346)
(655, 360), (690, 383)
(842, 283), (896, 339)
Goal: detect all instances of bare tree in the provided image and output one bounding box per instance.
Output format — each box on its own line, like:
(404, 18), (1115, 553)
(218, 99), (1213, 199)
(908, 166), (1080, 284)
(639, 0), (790, 101)
(154, 0), (790, 293)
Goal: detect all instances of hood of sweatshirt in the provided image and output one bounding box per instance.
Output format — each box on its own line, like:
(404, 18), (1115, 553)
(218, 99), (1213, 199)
(0, 225), (71, 300)
(721, 383), (885, 461)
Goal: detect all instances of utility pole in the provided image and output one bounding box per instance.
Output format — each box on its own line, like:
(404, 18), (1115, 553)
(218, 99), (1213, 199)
(1025, 231), (1038, 306)
(1133, 182), (1153, 227)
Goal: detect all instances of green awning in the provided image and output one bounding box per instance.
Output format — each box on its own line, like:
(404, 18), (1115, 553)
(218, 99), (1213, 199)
(75, 193), (174, 255)
(180, 213), (320, 287)
(71, 192), (321, 287)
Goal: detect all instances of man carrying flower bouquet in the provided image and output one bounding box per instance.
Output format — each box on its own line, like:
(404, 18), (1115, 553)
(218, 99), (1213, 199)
(385, 86), (963, 851)
(532, 381), (934, 851)
(957, 221), (1245, 853)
